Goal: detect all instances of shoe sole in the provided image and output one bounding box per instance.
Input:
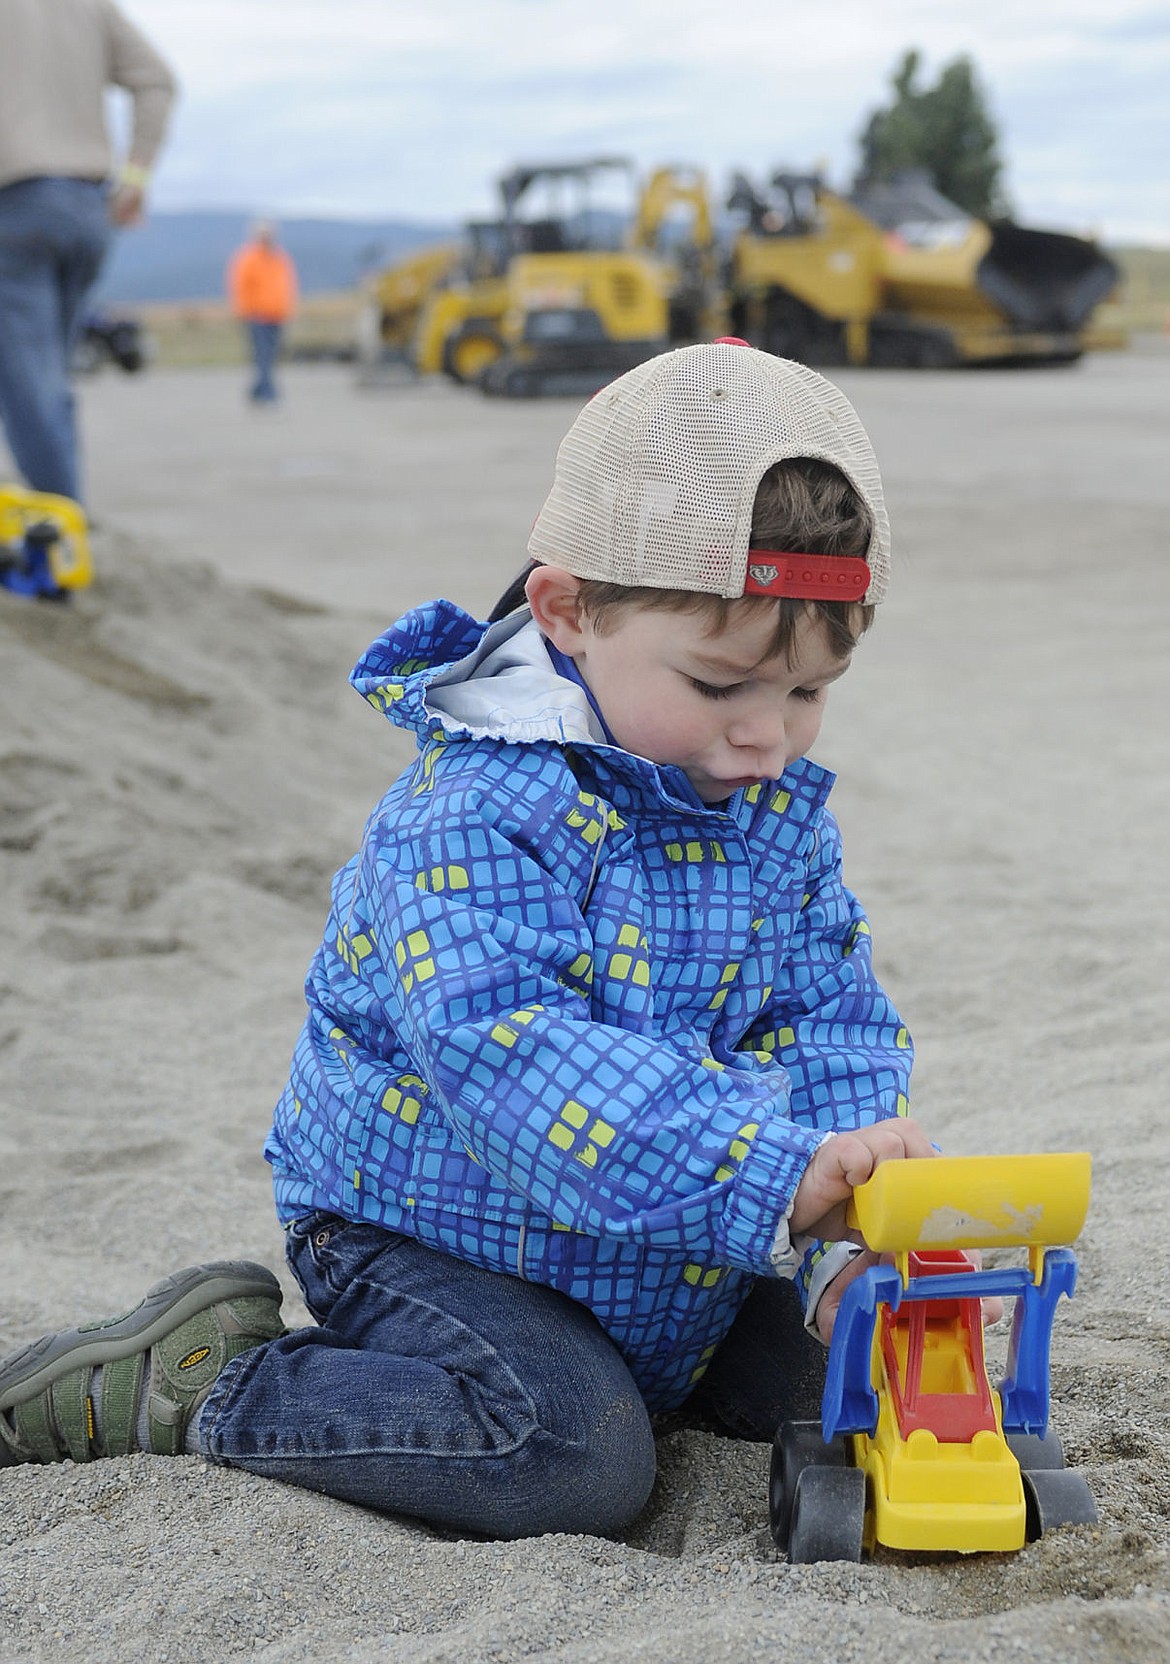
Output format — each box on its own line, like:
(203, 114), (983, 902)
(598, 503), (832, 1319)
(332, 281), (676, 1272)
(0, 1261), (282, 1409)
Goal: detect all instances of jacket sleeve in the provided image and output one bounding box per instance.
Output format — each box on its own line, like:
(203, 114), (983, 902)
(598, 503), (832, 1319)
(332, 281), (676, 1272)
(102, 0), (178, 169)
(738, 805), (914, 1313)
(744, 806), (912, 1128)
(310, 790), (826, 1278)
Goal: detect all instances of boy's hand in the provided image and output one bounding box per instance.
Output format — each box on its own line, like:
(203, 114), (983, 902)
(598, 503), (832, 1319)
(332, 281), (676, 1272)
(814, 1248), (879, 1345)
(789, 1117), (936, 1240)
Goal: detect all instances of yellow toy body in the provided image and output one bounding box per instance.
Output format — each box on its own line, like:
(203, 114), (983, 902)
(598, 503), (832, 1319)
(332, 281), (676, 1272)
(862, 1393), (1025, 1553)
(857, 1246), (1027, 1554)
(0, 487), (92, 593)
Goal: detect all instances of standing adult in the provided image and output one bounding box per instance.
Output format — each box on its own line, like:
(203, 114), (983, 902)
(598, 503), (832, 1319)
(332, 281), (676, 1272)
(0, 0), (177, 504)
(226, 222), (299, 404)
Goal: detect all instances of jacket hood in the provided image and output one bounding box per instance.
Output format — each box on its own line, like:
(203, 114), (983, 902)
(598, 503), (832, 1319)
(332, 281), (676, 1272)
(350, 599), (608, 747)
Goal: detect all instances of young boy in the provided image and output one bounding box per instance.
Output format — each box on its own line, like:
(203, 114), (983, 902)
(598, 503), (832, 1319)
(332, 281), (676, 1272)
(0, 341), (935, 1537)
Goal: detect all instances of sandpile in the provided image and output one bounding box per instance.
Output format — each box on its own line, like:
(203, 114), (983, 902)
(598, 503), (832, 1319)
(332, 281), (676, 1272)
(2, 355), (1169, 1660)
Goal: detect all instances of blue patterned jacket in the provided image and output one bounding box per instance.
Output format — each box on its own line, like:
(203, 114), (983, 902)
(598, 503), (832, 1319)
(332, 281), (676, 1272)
(265, 601), (912, 1410)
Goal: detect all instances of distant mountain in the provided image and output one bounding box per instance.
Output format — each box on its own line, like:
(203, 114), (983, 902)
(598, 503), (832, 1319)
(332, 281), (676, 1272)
(93, 211), (459, 305)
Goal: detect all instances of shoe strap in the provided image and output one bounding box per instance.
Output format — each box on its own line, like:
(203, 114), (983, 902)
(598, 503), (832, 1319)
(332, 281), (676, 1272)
(50, 1369), (93, 1462)
(100, 1350), (146, 1457)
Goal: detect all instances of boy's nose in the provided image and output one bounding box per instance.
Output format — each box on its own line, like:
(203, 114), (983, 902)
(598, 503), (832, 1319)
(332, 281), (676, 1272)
(728, 715), (787, 772)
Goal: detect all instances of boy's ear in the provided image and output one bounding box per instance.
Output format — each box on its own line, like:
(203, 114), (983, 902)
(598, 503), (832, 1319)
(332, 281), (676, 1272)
(525, 565), (589, 652)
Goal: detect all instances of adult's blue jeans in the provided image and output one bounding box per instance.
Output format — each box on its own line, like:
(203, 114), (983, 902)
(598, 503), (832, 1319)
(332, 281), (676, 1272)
(0, 177), (111, 501)
(197, 1214), (825, 1539)
(246, 320), (283, 401)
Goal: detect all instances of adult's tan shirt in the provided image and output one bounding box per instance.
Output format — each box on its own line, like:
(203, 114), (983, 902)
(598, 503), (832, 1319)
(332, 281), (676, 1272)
(0, 0), (177, 189)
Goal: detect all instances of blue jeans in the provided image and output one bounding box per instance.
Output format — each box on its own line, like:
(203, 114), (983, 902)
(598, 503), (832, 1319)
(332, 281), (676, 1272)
(0, 178), (111, 500)
(197, 1215), (825, 1539)
(246, 321), (283, 401)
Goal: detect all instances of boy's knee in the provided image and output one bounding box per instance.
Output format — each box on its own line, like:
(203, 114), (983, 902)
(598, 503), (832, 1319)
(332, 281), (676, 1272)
(576, 1389), (658, 1534)
(504, 1386), (657, 1539)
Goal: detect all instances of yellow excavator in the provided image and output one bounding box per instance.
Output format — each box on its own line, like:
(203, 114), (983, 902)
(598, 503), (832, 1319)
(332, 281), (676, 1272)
(411, 158), (674, 396)
(725, 170), (1122, 367)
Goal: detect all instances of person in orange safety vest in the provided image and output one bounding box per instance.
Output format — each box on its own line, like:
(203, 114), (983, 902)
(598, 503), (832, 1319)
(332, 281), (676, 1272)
(226, 220), (298, 403)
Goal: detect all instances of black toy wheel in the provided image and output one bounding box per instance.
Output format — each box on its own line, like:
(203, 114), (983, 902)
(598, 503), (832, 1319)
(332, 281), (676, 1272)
(1007, 1430), (1066, 1471)
(1022, 1468), (1099, 1540)
(787, 1464), (866, 1563)
(769, 1419), (847, 1551)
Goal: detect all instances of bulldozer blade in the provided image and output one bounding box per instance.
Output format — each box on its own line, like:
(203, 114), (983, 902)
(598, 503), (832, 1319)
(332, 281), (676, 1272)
(977, 224), (1120, 334)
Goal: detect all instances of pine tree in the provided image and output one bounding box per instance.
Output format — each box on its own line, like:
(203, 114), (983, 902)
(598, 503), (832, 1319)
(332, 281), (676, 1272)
(858, 50), (1010, 220)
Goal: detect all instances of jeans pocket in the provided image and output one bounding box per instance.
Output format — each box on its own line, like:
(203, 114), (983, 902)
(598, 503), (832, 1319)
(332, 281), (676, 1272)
(287, 1211), (346, 1257)
(287, 1212), (410, 1317)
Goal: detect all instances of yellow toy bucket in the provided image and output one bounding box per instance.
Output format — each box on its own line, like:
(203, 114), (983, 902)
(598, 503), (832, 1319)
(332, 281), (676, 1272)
(847, 1152), (1091, 1254)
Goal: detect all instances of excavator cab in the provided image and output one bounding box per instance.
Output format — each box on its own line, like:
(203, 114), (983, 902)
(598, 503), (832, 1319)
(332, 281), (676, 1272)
(473, 158), (672, 396)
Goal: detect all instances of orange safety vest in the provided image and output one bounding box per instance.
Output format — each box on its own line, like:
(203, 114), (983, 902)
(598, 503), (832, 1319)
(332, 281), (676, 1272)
(227, 243), (298, 323)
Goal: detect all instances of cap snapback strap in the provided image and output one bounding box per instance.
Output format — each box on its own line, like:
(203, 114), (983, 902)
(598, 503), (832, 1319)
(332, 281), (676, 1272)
(744, 552), (871, 602)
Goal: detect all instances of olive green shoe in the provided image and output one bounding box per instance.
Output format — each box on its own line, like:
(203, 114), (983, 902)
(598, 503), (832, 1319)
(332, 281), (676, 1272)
(0, 1261), (284, 1466)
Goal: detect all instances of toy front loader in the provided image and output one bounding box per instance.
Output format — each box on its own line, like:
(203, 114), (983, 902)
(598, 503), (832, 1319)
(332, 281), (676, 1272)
(0, 487), (92, 600)
(770, 1152), (1098, 1562)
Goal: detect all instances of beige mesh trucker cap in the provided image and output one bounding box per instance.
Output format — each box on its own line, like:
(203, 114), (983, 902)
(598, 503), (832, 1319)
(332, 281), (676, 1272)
(527, 339), (890, 606)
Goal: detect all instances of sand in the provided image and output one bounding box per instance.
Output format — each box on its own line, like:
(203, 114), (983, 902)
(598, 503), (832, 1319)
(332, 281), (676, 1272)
(2, 348), (1169, 1662)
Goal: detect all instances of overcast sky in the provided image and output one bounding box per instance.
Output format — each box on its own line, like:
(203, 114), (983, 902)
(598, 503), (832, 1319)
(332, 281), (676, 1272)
(122, 0), (1170, 245)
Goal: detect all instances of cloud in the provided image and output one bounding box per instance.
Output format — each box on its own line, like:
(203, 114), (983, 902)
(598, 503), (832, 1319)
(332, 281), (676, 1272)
(129, 0), (1170, 242)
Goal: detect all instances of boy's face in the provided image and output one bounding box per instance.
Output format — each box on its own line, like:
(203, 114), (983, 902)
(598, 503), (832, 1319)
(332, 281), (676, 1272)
(541, 584), (853, 803)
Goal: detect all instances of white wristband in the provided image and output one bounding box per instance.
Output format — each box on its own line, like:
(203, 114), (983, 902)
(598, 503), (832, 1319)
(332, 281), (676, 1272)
(803, 1241), (866, 1339)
